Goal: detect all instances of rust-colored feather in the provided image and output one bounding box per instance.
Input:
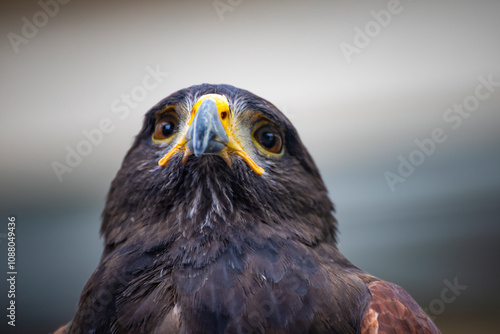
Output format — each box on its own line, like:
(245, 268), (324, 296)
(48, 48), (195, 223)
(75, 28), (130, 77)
(361, 281), (440, 334)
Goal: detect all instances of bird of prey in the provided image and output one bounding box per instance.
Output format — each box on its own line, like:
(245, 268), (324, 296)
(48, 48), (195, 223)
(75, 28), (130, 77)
(56, 84), (440, 333)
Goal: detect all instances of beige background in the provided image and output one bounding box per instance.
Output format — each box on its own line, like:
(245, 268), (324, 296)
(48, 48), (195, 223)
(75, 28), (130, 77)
(1, 0), (499, 333)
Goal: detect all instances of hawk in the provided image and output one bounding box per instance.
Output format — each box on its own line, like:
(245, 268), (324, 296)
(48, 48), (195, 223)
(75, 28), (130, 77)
(56, 84), (440, 333)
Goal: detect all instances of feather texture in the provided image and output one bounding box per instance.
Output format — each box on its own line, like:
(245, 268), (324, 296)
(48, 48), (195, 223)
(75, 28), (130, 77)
(56, 84), (440, 334)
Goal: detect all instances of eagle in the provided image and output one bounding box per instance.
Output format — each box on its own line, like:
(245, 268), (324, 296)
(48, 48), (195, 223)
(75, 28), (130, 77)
(56, 84), (440, 333)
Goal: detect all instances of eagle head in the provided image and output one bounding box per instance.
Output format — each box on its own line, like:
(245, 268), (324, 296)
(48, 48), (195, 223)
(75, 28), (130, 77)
(101, 84), (337, 260)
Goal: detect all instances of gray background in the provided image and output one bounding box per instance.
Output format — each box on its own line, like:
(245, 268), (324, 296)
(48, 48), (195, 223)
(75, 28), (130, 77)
(1, 0), (499, 333)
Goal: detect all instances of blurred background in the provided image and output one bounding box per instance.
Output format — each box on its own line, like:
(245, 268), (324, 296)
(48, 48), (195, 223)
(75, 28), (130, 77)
(1, 0), (499, 333)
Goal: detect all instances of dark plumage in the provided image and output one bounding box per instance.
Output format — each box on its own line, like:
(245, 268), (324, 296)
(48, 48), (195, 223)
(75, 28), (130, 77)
(56, 84), (440, 333)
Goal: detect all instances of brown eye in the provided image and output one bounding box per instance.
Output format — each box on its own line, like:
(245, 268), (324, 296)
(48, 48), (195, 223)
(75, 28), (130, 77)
(154, 114), (178, 140)
(254, 125), (283, 154)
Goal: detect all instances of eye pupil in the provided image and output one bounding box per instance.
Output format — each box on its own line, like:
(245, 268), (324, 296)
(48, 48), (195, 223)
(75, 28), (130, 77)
(260, 132), (276, 149)
(254, 124), (283, 154)
(162, 122), (175, 137)
(154, 114), (178, 140)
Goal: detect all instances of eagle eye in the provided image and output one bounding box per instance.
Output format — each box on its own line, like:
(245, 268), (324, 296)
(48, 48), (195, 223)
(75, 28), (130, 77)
(154, 114), (178, 140)
(253, 124), (283, 154)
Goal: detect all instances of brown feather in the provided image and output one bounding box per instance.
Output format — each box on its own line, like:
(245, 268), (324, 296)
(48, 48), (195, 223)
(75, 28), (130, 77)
(361, 281), (441, 334)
